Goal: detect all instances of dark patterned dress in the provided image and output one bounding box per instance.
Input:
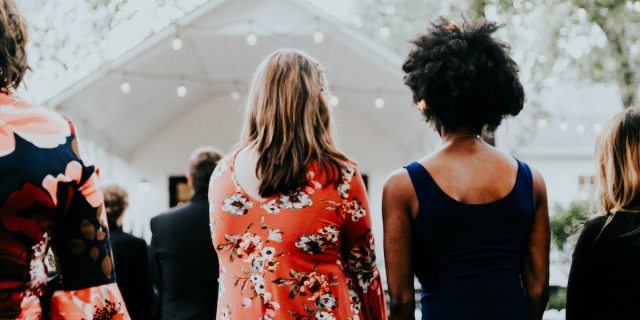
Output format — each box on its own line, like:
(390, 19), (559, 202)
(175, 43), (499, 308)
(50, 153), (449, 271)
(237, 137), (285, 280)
(209, 149), (386, 320)
(0, 93), (129, 319)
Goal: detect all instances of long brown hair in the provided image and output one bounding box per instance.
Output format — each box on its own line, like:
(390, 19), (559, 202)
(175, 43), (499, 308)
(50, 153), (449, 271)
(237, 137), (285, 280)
(596, 108), (640, 215)
(241, 49), (349, 198)
(0, 0), (29, 92)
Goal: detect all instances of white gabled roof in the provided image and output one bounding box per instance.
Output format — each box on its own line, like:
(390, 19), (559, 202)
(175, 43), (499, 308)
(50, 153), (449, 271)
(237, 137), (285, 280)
(46, 0), (430, 159)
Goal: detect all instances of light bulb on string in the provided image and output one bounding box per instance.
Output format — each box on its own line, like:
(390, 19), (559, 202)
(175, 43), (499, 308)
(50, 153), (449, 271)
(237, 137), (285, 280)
(230, 90), (241, 102)
(329, 95), (339, 107)
(246, 20), (257, 46)
(378, 25), (390, 39)
(559, 121), (568, 131)
(537, 118), (547, 128)
(120, 71), (130, 94)
(313, 30), (324, 43)
(593, 123), (603, 133)
(576, 124), (586, 133)
(246, 32), (257, 46)
(375, 97), (385, 109)
(171, 35), (183, 51)
(177, 84), (187, 98)
(120, 81), (130, 94)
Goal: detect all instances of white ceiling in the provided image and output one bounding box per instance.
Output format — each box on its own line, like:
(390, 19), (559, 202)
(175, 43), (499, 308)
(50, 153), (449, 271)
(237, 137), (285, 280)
(49, 0), (430, 158)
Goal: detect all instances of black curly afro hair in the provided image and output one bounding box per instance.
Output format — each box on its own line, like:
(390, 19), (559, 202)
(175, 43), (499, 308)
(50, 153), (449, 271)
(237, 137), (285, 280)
(402, 18), (525, 132)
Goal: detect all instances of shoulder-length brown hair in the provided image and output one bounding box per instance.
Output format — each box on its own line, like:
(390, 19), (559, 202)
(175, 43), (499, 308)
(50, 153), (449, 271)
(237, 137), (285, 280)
(241, 48), (349, 198)
(596, 108), (640, 215)
(0, 0), (29, 92)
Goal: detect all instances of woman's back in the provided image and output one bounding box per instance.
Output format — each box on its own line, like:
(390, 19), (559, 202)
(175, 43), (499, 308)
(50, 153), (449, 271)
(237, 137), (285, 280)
(209, 149), (386, 319)
(406, 146), (535, 319)
(567, 213), (640, 319)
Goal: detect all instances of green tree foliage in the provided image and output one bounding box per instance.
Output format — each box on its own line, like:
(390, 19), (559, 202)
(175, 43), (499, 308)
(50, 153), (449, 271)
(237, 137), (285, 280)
(550, 200), (591, 251)
(355, 0), (640, 109)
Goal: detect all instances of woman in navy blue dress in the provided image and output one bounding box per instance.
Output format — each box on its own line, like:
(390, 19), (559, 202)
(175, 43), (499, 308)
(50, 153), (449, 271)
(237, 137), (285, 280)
(383, 19), (550, 320)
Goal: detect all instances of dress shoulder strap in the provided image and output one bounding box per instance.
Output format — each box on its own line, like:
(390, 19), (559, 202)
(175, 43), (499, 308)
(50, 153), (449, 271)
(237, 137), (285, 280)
(404, 162), (440, 213)
(514, 159), (535, 210)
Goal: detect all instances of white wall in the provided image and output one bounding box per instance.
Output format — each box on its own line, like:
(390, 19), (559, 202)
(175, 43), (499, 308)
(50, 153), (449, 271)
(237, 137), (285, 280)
(107, 94), (420, 262)
(517, 151), (597, 209)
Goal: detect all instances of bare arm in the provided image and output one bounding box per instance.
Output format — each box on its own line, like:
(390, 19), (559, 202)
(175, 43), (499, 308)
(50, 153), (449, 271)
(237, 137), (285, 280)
(383, 169), (417, 320)
(523, 168), (550, 320)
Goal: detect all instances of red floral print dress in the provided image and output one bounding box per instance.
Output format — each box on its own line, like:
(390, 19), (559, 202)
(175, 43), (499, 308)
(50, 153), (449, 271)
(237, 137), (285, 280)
(0, 93), (129, 319)
(209, 150), (386, 320)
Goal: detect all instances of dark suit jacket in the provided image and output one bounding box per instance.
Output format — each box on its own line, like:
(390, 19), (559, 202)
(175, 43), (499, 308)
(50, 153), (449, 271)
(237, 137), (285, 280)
(109, 222), (153, 320)
(149, 192), (219, 320)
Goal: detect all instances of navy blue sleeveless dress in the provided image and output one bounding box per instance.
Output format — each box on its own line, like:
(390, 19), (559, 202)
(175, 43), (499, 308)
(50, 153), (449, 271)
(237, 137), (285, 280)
(405, 160), (534, 320)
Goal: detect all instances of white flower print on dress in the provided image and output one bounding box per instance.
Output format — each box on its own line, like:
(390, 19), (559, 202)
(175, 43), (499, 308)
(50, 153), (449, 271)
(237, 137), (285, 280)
(237, 233), (263, 263)
(336, 167), (355, 199)
(263, 292), (281, 319)
(279, 191), (313, 210)
(221, 306), (231, 320)
(267, 229), (283, 243)
(316, 293), (338, 311)
(315, 311), (336, 320)
(295, 234), (327, 255)
(337, 182), (350, 199)
(222, 193), (253, 216)
(260, 199), (280, 214)
(210, 160), (228, 182)
(319, 225), (340, 244)
(26, 233), (49, 297)
(251, 257), (265, 273)
(296, 224), (340, 255)
(250, 273), (266, 294)
(242, 297), (252, 308)
(343, 167), (355, 182)
(261, 247), (276, 259)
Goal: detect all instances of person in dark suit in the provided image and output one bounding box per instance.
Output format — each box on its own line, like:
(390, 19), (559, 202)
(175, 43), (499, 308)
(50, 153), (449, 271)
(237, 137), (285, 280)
(103, 183), (153, 320)
(150, 147), (223, 320)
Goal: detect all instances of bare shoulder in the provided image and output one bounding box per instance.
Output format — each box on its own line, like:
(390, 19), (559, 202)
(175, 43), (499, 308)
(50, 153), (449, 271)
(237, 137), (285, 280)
(383, 168), (413, 195)
(382, 168), (418, 214)
(525, 164), (548, 205)
(526, 165), (546, 191)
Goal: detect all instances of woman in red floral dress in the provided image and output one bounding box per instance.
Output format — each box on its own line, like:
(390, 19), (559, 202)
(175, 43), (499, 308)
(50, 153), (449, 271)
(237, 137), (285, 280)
(0, 1), (129, 318)
(209, 49), (387, 320)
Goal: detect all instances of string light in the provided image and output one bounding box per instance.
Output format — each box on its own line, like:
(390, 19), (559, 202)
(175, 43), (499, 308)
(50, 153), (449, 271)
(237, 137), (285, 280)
(230, 90), (241, 101)
(120, 81), (130, 94)
(576, 124), (586, 133)
(313, 30), (324, 43)
(559, 121), (568, 131)
(177, 84), (187, 97)
(246, 32), (257, 46)
(378, 25), (390, 39)
(537, 119), (548, 128)
(171, 34), (183, 51)
(375, 97), (385, 109)
(593, 123), (603, 133)
(246, 20), (257, 46)
(329, 95), (339, 107)
(120, 72), (130, 94)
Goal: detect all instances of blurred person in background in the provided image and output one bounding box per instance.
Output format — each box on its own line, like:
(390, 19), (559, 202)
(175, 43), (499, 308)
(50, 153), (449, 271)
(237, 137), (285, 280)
(383, 19), (550, 320)
(149, 147), (222, 320)
(103, 183), (153, 320)
(208, 49), (387, 319)
(566, 108), (640, 319)
(0, 0), (130, 318)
